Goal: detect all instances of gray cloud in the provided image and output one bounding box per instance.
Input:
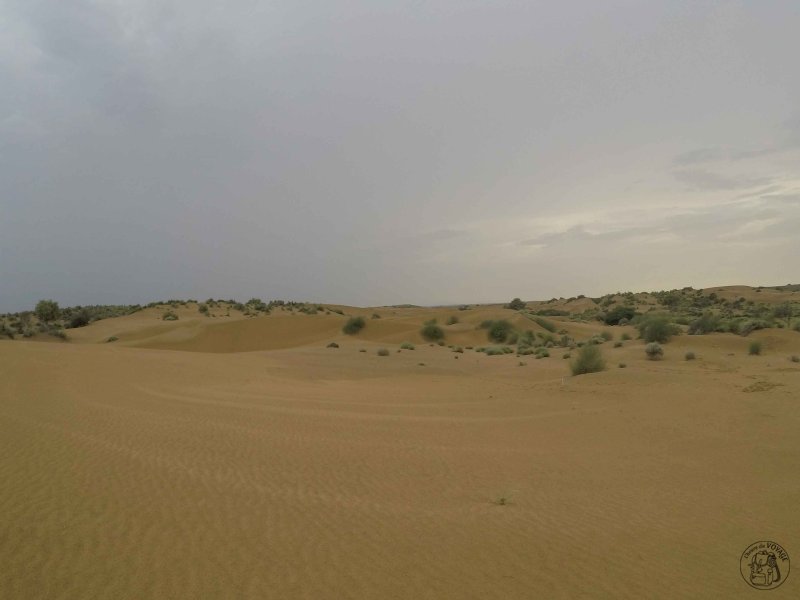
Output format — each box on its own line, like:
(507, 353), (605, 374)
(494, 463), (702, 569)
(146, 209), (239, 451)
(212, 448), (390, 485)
(1, 1), (799, 310)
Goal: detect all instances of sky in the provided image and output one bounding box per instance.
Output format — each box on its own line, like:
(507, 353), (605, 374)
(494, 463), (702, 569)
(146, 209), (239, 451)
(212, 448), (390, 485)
(1, 0), (799, 311)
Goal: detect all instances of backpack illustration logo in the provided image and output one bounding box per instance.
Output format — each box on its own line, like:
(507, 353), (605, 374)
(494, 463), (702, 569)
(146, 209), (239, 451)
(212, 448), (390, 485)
(740, 541), (790, 590)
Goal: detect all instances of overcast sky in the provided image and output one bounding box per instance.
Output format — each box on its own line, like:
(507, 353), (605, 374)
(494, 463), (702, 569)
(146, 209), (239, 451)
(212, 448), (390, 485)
(1, 1), (798, 311)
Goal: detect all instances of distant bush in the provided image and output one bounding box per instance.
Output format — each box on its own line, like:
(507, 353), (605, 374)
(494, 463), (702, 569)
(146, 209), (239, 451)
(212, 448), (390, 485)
(484, 320), (513, 343)
(452, 346), (464, 353)
(400, 342), (415, 350)
(35, 299), (60, 323)
(685, 351), (696, 361)
(532, 316), (556, 332)
(421, 321), (445, 342)
(562, 352), (571, 359)
(790, 355), (799, 363)
(637, 316), (680, 343)
(621, 333), (632, 341)
(198, 303), (209, 314)
(613, 341), (623, 348)
(645, 342), (663, 360)
(793, 322), (800, 332)
(601, 330), (613, 341)
(67, 309), (91, 329)
(327, 342), (339, 348)
(377, 348), (390, 356)
(603, 305), (636, 325)
(687, 312), (720, 335)
(49, 328), (67, 340)
(570, 345), (605, 375)
(506, 297), (526, 310)
(371, 313), (381, 319)
(446, 315), (459, 325)
(106, 336), (119, 343)
(163, 311), (179, 321)
(619, 363), (627, 368)
(342, 316), (366, 335)
(748, 341), (762, 356)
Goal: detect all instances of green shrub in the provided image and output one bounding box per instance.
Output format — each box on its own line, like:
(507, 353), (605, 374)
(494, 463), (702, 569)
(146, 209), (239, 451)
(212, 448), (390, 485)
(601, 330), (613, 341)
(485, 320), (513, 343)
(198, 303), (209, 314)
(400, 342), (415, 350)
(35, 299), (60, 323)
(603, 305), (636, 325)
(613, 341), (623, 348)
(687, 312), (720, 335)
(163, 311), (179, 321)
(327, 342), (339, 348)
(638, 316), (680, 343)
(570, 345), (605, 375)
(371, 313), (381, 319)
(621, 333), (632, 341)
(377, 348), (390, 356)
(452, 346), (464, 353)
(793, 322), (800, 332)
(532, 316), (556, 332)
(342, 316), (366, 335)
(562, 352), (571, 359)
(645, 342), (663, 360)
(446, 315), (459, 325)
(685, 351), (696, 361)
(420, 321), (445, 342)
(748, 341), (762, 355)
(49, 328), (67, 340)
(506, 297), (526, 310)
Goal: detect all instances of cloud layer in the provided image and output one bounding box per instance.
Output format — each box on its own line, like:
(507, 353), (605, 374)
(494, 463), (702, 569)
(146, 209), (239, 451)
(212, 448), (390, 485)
(1, 1), (798, 310)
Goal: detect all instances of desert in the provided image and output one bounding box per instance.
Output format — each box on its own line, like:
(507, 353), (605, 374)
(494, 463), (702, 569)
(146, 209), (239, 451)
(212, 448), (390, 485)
(2, 288), (799, 598)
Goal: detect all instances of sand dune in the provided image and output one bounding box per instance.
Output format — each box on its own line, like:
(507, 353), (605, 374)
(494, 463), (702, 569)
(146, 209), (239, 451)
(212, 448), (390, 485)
(1, 306), (799, 598)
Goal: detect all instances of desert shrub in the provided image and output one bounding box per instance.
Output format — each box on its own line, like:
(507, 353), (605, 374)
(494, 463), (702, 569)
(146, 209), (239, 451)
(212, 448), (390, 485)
(601, 330), (613, 341)
(748, 341), (762, 355)
(604, 305), (636, 325)
(637, 316), (680, 343)
(400, 342), (415, 350)
(518, 348), (535, 355)
(645, 342), (663, 360)
(49, 328), (67, 340)
(452, 346), (464, 353)
(485, 346), (513, 356)
(0, 324), (14, 339)
(613, 341), (623, 348)
(790, 355), (799, 363)
(570, 345), (606, 375)
(562, 352), (571, 359)
(535, 347), (549, 358)
(793, 321), (800, 332)
(377, 348), (390, 356)
(106, 336), (119, 343)
(327, 342), (339, 348)
(198, 303), (209, 314)
(506, 297), (526, 310)
(619, 363), (627, 368)
(437, 340), (445, 346)
(738, 319), (770, 336)
(506, 331), (518, 345)
(420, 321), (445, 342)
(485, 320), (513, 343)
(688, 312), (720, 335)
(359, 348), (366, 352)
(446, 315), (458, 325)
(532, 316), (556, 332)
(35, 299), (60, 323)
(685, 351), (696, 361)
(371, 313), (381, 319)
(162, 311), (179, 321)
(342, 316), (366, 335)
(621, 333), (632, 341)
(67, 309), (91, 329)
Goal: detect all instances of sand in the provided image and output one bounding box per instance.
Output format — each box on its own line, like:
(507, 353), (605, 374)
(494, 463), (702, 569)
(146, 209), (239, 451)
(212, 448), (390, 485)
(1, 305), (799, 599)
